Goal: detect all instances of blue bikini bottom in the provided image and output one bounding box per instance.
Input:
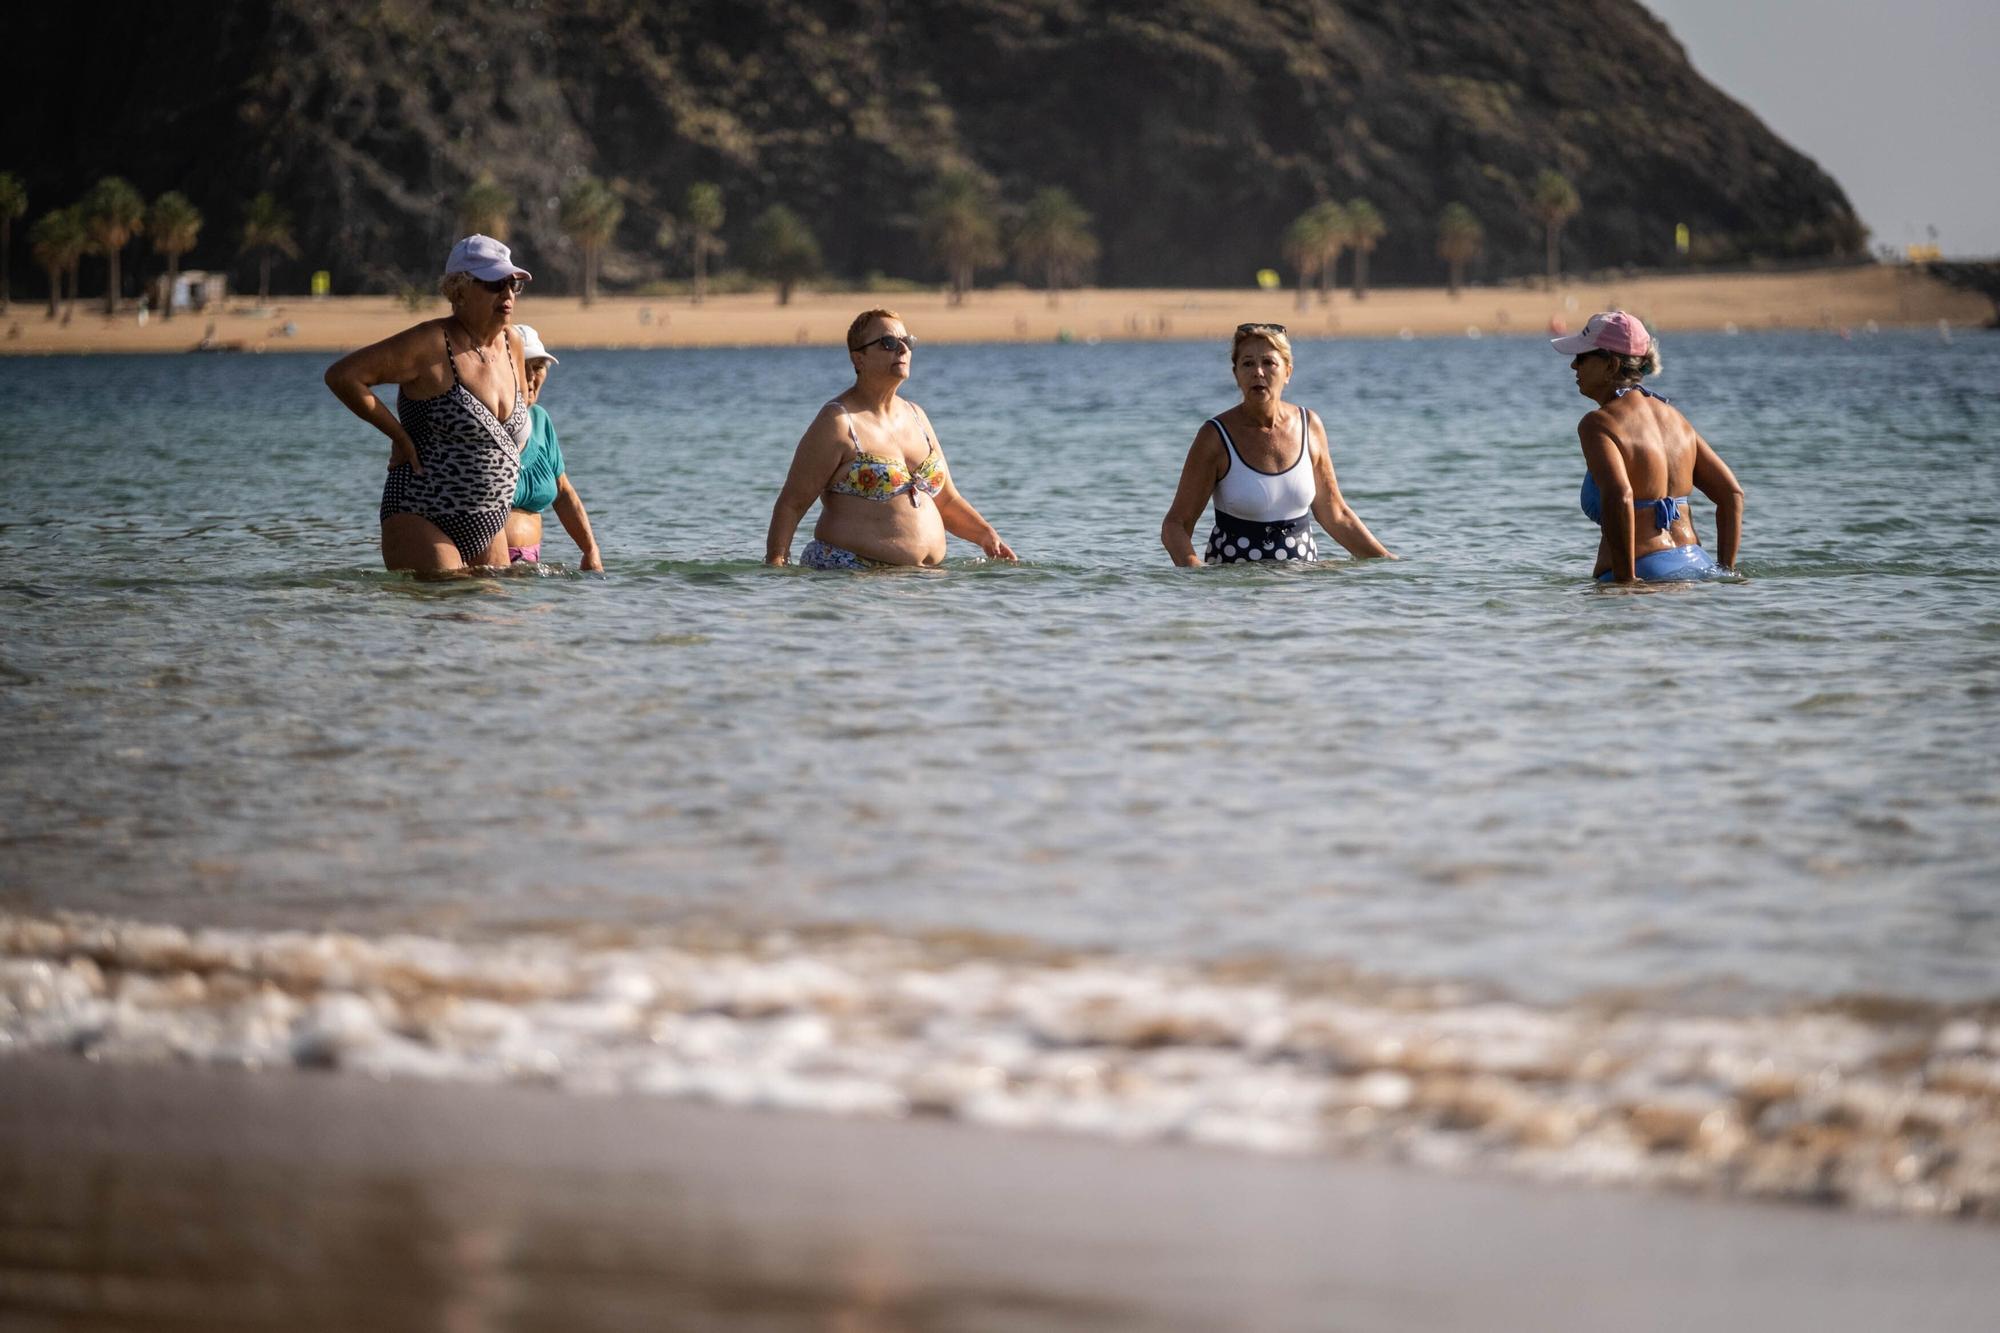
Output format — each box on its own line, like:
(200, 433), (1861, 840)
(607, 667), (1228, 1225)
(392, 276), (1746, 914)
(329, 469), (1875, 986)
(1598, 544), (1722, 583)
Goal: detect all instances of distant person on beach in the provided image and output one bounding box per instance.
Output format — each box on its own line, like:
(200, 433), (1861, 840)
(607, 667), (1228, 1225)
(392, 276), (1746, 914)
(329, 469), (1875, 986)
(505, 324), (603, 571)
(1161, 322), (1394, 566)
(765, 309), (1016, 569)
(323, 234), (531, 572)
(1554, 312), (1742, 583)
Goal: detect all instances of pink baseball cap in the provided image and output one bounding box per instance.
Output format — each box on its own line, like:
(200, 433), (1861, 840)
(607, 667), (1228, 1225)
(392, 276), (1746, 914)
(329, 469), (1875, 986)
(445, 233), (532, 283)
(1551, 310), (1650, 356)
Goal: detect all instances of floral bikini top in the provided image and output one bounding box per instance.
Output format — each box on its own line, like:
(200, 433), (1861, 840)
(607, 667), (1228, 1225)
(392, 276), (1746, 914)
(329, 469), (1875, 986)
(824, 400), (944, 506)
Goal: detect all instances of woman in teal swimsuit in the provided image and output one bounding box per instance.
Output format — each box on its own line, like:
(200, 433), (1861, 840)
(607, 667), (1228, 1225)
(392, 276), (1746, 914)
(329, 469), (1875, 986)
(764, 308), (1016, 569)
(1555, 311), (1743, 584)
(504, 324), (603, 571)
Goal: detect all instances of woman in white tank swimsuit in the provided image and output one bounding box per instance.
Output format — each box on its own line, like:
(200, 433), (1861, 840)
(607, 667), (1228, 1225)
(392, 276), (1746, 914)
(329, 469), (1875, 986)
(1161, 323), (1395, 567)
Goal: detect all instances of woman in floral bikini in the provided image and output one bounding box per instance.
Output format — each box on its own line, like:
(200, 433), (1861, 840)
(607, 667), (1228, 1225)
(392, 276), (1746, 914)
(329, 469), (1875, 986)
(764, 308), (1016, 569)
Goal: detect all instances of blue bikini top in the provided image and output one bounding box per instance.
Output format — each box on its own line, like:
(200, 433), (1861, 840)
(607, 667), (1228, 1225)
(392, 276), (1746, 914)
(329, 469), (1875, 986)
(1579, 385), (1687, 530)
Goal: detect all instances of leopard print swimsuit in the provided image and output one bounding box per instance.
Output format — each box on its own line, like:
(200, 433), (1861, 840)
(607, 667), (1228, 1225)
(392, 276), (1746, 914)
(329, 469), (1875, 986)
(380, 327), (530, 563)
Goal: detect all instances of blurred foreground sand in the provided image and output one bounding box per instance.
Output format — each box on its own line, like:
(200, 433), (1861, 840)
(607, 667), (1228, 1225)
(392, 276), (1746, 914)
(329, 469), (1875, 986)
(3, 1057), (1996, 1332)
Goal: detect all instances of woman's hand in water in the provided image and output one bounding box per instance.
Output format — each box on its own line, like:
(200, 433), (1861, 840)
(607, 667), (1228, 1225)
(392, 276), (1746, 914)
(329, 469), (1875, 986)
(982, 535), (1018, 562)
(579, 545), (604, 573)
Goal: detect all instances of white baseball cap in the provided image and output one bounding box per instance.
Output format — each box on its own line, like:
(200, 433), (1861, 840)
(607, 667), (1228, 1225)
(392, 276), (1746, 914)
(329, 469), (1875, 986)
(515, 323), (558, 365)
(445, 233), (532, 283)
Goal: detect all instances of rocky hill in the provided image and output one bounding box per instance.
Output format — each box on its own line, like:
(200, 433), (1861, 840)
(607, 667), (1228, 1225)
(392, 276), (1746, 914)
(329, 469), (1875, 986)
(8, 0), (1865, 296)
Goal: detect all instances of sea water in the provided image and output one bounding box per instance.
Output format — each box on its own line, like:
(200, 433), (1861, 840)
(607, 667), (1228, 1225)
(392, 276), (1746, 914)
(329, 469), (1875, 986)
(3, 330), (1997, 1214)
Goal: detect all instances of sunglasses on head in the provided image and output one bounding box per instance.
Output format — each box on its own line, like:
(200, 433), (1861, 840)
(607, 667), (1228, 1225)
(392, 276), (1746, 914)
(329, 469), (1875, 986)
(475, 275), (527, 295)
(1236, 322), (1287, 335)
(851, 333), (916, 354)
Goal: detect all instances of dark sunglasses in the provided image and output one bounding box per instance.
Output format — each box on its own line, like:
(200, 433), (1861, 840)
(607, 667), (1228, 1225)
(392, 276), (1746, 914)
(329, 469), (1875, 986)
(1235, 322), (1287, 335)
(475, 276), (527, 295)
(850, 333), (916, 354)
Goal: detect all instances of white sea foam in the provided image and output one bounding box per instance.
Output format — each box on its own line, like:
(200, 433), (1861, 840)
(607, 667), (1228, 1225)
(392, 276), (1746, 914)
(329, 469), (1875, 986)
(3, 910), (1997, 1219)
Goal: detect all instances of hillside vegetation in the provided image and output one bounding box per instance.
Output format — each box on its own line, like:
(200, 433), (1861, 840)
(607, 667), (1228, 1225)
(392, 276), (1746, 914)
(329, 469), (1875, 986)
(8, 0), (1864, 296)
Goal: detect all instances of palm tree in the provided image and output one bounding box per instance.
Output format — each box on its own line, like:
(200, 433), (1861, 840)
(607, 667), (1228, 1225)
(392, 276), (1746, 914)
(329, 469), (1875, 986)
(29, 206), (86, 321)
(918, 171), (1002, 306)
(1345, 199), (1386, 300)
(742, 204), (821, 305)
(0, 172), (26, 315)
(1308, 201), (1350, 305)
(82, 176), (146, 315)
(240, 192), (298, 303)
(1283, 203), (1347, 310)
(457, 173), (515, 241)
(147, 192), (203, 322)
(1012, 186), (1099, 306)
(683, 182), (725, 305)
(560, 176), (623, 305)
(1530, 169), (1580, 288)
(1436, 202), (1484, 298)
(1281, 209), (1328, 311)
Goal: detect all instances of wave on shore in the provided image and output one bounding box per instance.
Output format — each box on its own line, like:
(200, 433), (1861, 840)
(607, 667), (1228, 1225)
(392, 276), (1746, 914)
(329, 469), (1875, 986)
(4, 910), (1996, 1220)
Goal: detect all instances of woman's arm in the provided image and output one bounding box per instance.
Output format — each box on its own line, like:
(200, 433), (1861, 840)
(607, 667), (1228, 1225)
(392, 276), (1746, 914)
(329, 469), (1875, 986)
(1579, 414), (1637, 583)
(324, 322), (438, 472)
(933, 473), (1017, 561)
(765, 408), (848, 565)
(1306, 412), (1393, 559)
(915, 407), (1015, 561)
(549, 474), (602, 571)
(1162, 425), (1225, 566)
(1691, 434), (1744, 570)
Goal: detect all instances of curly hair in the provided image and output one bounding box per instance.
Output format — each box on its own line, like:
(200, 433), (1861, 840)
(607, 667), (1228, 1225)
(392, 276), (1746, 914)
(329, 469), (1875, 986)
(438, 271), (479, 304)
(1608, 342), (1664, 386)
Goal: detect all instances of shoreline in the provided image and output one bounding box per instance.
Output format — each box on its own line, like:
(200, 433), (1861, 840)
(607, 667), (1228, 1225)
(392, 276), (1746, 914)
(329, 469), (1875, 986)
(3, 1054), (1996, 1331)
(0, 265), (1986, 357)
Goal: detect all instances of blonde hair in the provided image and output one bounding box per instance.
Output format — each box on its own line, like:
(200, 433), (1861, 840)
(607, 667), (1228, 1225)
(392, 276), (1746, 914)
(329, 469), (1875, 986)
(1609, 343), (1664, 386)
(439, 271), (478, 304)
(846, 307), (903, 350)
(1230, 325), (1293, 372)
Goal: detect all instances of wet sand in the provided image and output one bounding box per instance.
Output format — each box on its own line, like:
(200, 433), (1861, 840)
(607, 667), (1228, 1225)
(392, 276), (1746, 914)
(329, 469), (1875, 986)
(2, 1056), (1994, 1332)
(0, 265), (1984, 357)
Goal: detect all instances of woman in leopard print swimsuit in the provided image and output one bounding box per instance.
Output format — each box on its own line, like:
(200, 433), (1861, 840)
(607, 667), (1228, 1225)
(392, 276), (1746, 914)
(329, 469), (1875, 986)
(325, 235), (534, 571)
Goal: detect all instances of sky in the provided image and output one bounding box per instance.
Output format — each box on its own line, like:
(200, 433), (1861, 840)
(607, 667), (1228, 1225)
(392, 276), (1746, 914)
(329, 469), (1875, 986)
(1639, 0), (2000, 257)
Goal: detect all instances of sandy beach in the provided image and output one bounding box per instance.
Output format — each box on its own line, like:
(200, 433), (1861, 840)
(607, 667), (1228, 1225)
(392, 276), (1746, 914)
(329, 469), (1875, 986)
(3, 1055), (1997, 1332)
(0, 265), (1985, 357)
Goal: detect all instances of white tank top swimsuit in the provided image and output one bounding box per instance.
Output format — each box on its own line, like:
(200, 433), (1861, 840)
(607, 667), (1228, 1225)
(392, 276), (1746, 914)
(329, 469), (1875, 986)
(1212, 406), (1315, 522)
(1205, 406), (1322, 564)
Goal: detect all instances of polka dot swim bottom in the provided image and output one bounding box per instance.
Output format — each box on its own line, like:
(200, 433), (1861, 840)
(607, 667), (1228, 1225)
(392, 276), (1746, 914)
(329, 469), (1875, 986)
(1206, 510), (1318, 564)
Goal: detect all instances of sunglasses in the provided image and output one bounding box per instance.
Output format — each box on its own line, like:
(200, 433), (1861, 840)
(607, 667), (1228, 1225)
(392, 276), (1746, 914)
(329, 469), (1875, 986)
(1235, 322), (1287, 335)
(850, 333), (916, 354)
(475, 276), (527, 295)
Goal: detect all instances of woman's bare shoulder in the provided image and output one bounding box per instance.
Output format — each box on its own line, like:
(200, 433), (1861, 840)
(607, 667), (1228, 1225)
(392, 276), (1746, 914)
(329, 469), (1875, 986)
(329, 318), (446, 384)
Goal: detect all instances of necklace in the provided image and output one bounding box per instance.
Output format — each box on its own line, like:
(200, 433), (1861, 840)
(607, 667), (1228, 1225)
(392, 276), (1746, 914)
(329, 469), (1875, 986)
(452, 318), (489, 364)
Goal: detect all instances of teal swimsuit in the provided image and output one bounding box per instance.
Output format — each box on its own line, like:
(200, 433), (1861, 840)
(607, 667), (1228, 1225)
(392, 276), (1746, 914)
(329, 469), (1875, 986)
(512, 404), (565, 513)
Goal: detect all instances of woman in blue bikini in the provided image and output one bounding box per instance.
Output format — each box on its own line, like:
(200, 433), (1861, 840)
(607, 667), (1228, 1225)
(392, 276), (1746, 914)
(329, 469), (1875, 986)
(1554, 311), (1743, 584)
(765, 308), (1016, 568)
